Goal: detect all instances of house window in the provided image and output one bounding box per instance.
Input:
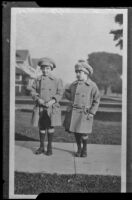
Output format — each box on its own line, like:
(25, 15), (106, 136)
(16, 74), (22, 81)
(15, 84), (22, 93)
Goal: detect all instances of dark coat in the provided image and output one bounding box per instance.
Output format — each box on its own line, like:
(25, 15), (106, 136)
(28, 74), (63, 127)
(63, 79), (100, 134)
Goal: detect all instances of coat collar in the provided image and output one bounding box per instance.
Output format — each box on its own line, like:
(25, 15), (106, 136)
(48, 74), (55, 80)
(40, 74), (55, 80)
(72, 79), (92, 86)
(85, 78), (92, 86)
(72, 80), (78, 85)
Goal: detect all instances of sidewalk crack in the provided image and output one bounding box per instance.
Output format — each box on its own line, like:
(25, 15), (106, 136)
(73, 143), (77, 175)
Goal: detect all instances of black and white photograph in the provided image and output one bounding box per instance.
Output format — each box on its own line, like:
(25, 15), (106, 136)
(9, 7), (127, 197)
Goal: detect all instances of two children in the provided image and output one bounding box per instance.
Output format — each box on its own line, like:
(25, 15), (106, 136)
(28, 58), (100, 157)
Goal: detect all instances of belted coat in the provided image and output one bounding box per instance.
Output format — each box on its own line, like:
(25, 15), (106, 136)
(28, 74), (63, 127)
(63, 79), (100, 134)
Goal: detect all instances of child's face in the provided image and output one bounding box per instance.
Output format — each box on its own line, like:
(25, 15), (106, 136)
(41, 65), (52, 76)
(75, 70), (88, 81)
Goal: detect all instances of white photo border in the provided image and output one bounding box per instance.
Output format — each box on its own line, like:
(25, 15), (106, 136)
(9, 8), (128, 198)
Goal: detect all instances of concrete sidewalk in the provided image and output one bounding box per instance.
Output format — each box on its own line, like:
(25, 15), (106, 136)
(15, 141), (121, 176)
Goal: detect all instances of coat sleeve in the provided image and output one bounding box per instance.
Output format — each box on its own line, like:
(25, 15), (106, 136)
(89, 84), (100, 115)
(27, 79), (39, 101)
(64, 84), (72, 101)
(52, 79), (63, 102)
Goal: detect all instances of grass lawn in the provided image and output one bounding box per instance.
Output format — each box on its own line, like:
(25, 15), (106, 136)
(15, 110), (121, 145)
(15, 172), (121, 193)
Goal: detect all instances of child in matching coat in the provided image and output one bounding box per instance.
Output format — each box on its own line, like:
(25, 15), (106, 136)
(28, 57), (63, 156)
(64, 60), (100, 157)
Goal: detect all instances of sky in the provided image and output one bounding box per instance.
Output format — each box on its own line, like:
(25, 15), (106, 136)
(15, 8), (123, 84)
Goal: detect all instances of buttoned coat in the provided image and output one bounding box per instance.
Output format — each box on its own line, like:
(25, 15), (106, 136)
(63, 79), (100, 134)
(28, 74), (63, 127)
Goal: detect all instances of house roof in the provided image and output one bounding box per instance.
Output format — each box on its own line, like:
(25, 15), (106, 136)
(16, 50), (30, 61)
(32, 58), (40, 69)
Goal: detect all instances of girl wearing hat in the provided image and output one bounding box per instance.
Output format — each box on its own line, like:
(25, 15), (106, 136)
(28, 57), (63, 156)
(63, 60), (100, 157)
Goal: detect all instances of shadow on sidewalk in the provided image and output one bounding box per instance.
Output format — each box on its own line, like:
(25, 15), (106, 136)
(15, 132), (39, 141)
(15, 138), (75, 157)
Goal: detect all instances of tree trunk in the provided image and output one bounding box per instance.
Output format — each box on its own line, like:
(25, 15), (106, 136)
(104, 85), (107, 95)
(104, 85), (112, 95)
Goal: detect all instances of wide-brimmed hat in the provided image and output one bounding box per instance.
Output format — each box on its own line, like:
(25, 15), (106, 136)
(75, 60), (93, 75)
(38, 57), (56, 70)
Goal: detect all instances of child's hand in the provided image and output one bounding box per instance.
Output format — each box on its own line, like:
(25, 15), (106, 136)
(45, 99), (56, 108)
(87, 113), (94, 120)
(38, 98), (45, 105)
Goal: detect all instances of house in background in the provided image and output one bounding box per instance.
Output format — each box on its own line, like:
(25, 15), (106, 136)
(15, 67), (30, 95)
(32, 58), (42, 77)
(25, 58), (42, 92)
(16, 49), (36, 95)
(16, 49), (36, 76)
